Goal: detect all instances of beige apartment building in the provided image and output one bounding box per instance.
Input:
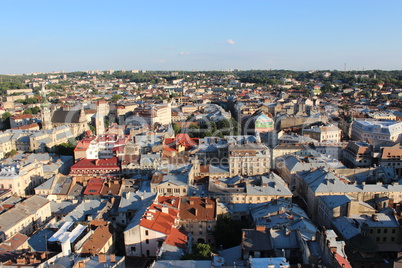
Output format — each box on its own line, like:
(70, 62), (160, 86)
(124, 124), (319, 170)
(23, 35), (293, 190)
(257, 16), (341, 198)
(0, 195), (51, 242)
(228, 143), (270, 177)
(0, 162), (44, 196)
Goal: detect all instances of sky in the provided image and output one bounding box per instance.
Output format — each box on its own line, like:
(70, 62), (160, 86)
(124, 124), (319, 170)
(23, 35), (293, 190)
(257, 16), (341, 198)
(1, 0), (402, 74)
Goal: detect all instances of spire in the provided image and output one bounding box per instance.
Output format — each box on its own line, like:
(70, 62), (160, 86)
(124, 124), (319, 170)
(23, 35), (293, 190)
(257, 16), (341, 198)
(78, 104), (87, 123)
(40, 82), (52, 130)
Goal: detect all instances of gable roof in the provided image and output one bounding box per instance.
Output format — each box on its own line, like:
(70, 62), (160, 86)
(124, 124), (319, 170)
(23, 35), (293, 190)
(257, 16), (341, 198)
(80, 225), (112, 255)
(179, 197), (216, 221)
(140, 202), (179, 235)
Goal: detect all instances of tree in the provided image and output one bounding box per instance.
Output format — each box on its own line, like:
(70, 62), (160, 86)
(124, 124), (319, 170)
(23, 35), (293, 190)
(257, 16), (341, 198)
(172, 123), (181, 135)
(1, 111), (11, 129)
(214, 214), (249, 249)
(4, 149), (18, 158)
(23, 107), (41, 115)
(181, 243), (212, 260)
(111, 94), (123, 101)
(89, 125), (96, 135)
(54, 141), (76, 156)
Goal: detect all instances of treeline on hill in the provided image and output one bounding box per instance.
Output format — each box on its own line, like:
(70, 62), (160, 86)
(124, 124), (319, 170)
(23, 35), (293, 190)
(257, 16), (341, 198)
(99, 69), (402, 87)
(235, 70), (402, 87)
(2, 70), (402, 97)
(0, 81), (27, 96)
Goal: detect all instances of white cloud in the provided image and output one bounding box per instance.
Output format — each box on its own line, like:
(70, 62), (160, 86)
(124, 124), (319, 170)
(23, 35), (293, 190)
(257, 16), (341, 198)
(227, 39), (236, 45)
(179, 51), (190, 55)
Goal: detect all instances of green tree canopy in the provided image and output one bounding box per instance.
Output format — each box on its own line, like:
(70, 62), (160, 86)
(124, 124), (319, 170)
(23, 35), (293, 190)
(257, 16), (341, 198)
(181, 243), (212, 260)
(111, 94), (123, 101)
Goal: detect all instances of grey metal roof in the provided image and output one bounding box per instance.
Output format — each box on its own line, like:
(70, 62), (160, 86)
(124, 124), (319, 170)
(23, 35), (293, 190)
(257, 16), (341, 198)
(243, 229), (272, 251)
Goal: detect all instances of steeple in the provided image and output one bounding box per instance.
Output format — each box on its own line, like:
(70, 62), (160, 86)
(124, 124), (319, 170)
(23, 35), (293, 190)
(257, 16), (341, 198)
(40, 82), (52, 130)
(95, 100), (107, 136)
(78, 104), (87, 123)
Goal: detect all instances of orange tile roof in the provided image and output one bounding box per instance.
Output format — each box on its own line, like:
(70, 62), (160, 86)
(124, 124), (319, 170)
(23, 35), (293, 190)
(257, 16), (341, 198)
(334, 253), (352, 268)
(164, 133), (198, 150)
(179, 197), (216, 221)
(157, 196), (180, 208)
(164, 228), (188, 249)
(140, 201), (180, 235)
(12, 123), (39, 130)
(10, 114), (33, 120)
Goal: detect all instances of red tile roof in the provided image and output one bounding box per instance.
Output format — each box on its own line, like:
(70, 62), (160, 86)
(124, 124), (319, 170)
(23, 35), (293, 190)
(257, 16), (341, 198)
(179, 197), (216, 221)
(12, 123), (39, 130)
(334, 253), (352, 268)
(157, 196), (181, 208)
(140, 199), (180, 235)
(83, 178), (105, 195)
(74, 138), (94, 151)
(10, 114), (33, 120)
(164, 228), (188, 249)
(70, 157), (120, 174)
(164, 133), (198, 151)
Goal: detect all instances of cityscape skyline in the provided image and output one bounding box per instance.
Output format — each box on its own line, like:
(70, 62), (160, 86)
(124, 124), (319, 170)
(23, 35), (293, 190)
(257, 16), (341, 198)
(1, 0), (402, 74)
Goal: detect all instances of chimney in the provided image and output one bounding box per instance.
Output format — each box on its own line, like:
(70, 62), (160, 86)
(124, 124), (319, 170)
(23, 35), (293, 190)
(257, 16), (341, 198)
(78, 261), (86, 268)
(98, 254), (107, 263)
(110, 254), (116, 263)
(255, 225), (266, 231)
(161, 205), (169, 214)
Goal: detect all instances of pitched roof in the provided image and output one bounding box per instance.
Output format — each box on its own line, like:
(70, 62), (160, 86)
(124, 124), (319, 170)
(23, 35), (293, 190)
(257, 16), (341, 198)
(80, 225), (112, 255)
(83, 178), (105, 195)
(140, 203), (179, 235)
(0, 233), (29, 252)
(164, 228), (188, 249)
(52, 110), (84, 123)
(179, 197), (216, 221)
(70, 157), (120, 171)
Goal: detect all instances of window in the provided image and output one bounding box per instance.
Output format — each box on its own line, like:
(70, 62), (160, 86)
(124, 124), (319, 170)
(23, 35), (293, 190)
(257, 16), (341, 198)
(131, 247), (136, 252)
(146, 250), (150, 256)
(383, 237), (387, 242)
(145, 230), (149, 236)
(146, 239), (149, 244)
(392, 229), (396, 234)
(377, 229), (381, 234)
(391, 237), (395, 242)
(384, 229), (387, 234)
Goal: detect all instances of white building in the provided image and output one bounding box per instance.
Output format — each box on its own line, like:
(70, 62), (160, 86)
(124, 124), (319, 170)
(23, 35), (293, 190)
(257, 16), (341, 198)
(351, 119), (402, 142)
(303, 124), (342, 142)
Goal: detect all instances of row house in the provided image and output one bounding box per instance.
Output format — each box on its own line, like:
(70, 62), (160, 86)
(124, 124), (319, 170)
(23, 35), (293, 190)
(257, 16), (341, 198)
(0, 162), (44, 196)
(70, 157), (120, 179)
(208, 173), (292, 204)
(228, 142), (270, 177)
(150, 165), (195, 196)
(0, 195), (51, 242)
(179, 197), (216, 245)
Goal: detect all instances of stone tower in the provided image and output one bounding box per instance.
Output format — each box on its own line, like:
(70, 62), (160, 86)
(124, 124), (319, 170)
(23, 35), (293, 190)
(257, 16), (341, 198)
(95, 100), (108, 136)
(40, 83), (52, 130)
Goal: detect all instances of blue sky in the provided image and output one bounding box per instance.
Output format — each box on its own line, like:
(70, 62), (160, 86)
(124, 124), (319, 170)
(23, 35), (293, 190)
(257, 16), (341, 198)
(1, 0), (402, 74)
